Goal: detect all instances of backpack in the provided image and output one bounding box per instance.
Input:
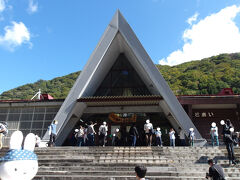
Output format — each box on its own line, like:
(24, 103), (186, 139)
(212, 165), (226, 180)
(100, 126), (107, 135)
(87, 125), (94, 134)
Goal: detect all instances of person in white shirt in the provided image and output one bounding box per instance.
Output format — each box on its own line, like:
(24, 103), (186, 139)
(0, 122), (8, 149)
(99, 122), (108, 147)
(169, 128), (175, 147)
(178, 127), (186, 146)
(144, 119), (153, 146)
(189, 128), (195, 147)
(35, 135), (41, 147)
(210, 122), (219, 146)
(155, 127), (162, 147)
(87, 121), (97, 146)
(75, 125), (85, 146)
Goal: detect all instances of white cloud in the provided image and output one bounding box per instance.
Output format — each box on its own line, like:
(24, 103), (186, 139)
(187, 12), (199, 25)
(0, 0), (5, 12)
(159, 5), (240, 66)
(0, 21), (31, 51)
(28, 0), (38, 14)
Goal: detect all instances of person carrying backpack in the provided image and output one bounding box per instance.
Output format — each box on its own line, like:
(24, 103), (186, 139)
(98, 122), (108, 147)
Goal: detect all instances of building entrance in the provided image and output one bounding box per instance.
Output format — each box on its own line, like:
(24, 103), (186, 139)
(63, 112), (173, 146)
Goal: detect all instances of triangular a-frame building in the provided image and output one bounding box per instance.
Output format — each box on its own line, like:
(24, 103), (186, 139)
(43, 10), (205, 145)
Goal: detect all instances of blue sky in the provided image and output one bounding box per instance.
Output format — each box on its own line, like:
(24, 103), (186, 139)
(0, 0), (240, 94)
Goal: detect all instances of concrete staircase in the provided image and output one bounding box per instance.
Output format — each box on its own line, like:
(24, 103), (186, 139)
(0, 146), (240, 179)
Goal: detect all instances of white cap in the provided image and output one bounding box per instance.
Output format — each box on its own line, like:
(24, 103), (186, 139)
(103, 121), (106, 125)
(189, 128), (194, 132)
(220, 120), (225, 125)
(157, 127), (160, 131)
(116, 128), (119, 132)
(75, 129), (79, 132)
(146, 119), (150, 124)
(211, 122), (216, 127)
(230, 128), (234, 132)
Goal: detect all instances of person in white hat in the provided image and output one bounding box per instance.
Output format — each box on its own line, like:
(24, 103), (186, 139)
(210, 122), (219, 146)
(112, 128), (120, 146)
(144, 119), (153, 146)
(188, 128), (195, 147)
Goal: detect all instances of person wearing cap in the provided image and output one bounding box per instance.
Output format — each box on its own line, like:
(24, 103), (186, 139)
(144, 119), (153, 146)
(188, 128), (195, 147)
(155, 127), (162, 147)
(210, 122), (219, 146)
(99, 122), (108, 147)
(221, 119), (237, 165)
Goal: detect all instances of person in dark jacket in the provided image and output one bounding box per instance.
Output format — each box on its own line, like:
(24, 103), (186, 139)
(221, 119), (237, 165)
(129, 124), (139, 147)
(206, 159), (225, 180)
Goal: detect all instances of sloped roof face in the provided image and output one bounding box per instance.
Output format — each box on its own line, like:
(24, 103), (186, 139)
(43, 10), (203, 143)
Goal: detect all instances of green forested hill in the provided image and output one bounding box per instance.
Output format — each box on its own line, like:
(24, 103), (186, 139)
(1, 53), (240, 100)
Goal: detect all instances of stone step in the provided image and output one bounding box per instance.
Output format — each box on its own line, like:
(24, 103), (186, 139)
(36, 170), (207, 176)
(39, 166), (176, 171)
(37, 169), (240, 177)
(38, 165), (240, 173)
(33, 175), (240, 180)
(33, 175), (208, 180)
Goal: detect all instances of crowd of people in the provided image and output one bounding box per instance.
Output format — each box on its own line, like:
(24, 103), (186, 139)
(66, 119), (199, 147)
(51, 118), (239, 152)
